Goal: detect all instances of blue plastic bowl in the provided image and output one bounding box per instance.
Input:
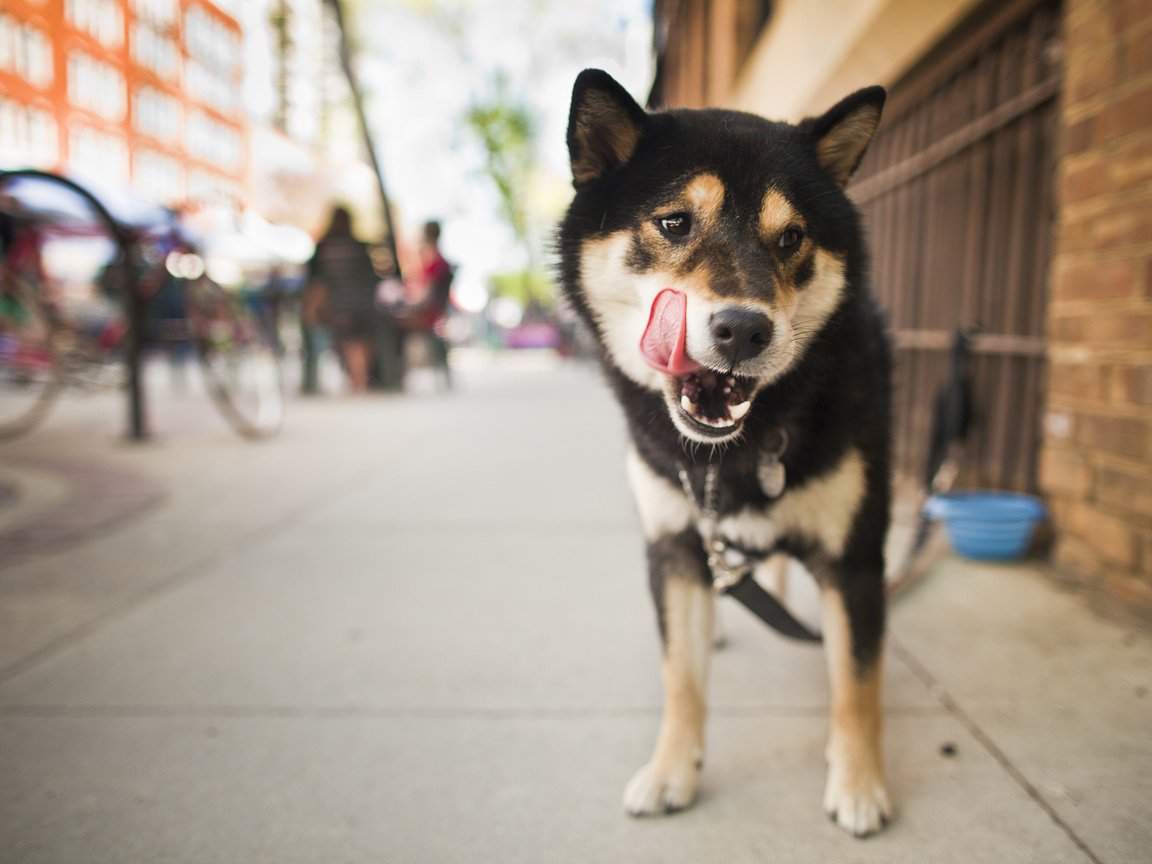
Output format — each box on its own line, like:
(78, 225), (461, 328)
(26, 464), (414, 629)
(924, 491), (1046, 561)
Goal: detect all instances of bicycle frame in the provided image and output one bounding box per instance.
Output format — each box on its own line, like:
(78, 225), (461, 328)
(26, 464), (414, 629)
(1, 169), (283, 441)
(0, 169), (155, 438)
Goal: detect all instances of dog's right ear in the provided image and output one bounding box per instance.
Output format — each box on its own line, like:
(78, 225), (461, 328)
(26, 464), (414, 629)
(800, 86), (886, 187)
(567, 69), (647, 186)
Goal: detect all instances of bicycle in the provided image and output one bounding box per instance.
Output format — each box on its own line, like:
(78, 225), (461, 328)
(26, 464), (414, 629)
(0, 169), (284, 441)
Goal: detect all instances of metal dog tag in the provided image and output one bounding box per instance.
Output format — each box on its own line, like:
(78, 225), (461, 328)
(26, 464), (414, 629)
(758, 456), (786, 499)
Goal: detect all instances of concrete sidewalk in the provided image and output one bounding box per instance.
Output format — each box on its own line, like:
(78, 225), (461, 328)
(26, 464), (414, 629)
(0, 353), (1149, 863)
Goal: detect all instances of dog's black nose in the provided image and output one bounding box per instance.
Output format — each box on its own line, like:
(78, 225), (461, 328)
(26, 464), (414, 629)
(710, 308), (773, 365)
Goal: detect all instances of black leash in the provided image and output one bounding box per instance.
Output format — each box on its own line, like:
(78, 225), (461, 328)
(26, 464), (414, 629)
(676, 459), (823, 643)
(724, 572), (823, 642)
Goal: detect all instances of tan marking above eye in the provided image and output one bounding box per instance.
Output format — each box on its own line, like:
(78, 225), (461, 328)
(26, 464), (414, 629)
(642, 174), (727, 242)
(684, 173), (725, 221)
(760, 189), (803, 239)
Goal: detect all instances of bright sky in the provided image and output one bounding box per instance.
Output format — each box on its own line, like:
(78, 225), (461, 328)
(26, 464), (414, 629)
(352, 0), (653, 309)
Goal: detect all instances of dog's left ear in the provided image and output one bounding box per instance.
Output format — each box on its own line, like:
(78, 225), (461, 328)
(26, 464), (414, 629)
(801, 86), (886, 187)
(567, 69), (648, 186)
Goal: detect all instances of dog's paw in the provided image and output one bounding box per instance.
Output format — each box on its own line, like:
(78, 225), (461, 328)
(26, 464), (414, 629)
(822, 762), (892, 838)
(623, 757), (701, 816)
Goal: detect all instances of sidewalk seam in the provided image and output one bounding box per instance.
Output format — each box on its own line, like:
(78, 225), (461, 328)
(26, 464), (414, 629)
(890, 637), (1104, 864)
(0, 703), (950, 720)
(0, 462), (382, 687)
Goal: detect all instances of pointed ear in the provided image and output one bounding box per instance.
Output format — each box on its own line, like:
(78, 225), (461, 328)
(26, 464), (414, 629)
(567, 69), (648, 186)
(800, 86), (886, 187)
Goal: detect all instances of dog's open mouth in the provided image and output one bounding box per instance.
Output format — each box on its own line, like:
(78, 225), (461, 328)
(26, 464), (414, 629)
(640, 289), (756, 438)
(676, 370), (751, 433)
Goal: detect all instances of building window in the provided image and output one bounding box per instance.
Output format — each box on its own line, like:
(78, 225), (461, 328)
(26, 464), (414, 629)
(186, 58), (237, 114)
(184, 5), (241, 117)
(186, 109), (242, 170)
(66, 0), (125, 50)
(0, 13), (54, 88)
(187, 167), (239, 211)
(0, 97), (59, 168)
(133, 148), (184, 204)
(67, 51), (126, 121)
(185, 5), (241, 72)
(67, 122), (129, 181)
(132, 86), (181, 142)
(131, 22), (178, 80)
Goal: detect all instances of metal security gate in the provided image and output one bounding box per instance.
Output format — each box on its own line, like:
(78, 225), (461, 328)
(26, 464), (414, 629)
(850, 0), (1062, 492)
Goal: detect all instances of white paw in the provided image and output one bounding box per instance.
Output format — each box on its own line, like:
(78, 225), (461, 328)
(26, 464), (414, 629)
(823, 763), (892, 837)
(623, 757), (701, 816)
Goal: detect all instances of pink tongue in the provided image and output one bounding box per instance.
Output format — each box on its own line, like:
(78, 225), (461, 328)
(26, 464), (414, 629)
(640, 289), (702, 375)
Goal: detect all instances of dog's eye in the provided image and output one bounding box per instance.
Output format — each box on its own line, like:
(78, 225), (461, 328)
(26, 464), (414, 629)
(778, 227), (804, 251)
(657, 213), (693, 238)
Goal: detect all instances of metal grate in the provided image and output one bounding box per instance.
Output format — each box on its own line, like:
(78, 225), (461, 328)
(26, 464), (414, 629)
(851, 0), (1063, 492)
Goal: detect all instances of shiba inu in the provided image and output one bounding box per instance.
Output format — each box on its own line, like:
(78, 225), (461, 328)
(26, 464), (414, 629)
(558, 69), (893, 837)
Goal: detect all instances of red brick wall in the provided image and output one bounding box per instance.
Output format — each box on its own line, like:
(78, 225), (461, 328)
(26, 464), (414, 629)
(1042, 0), (1152, 617)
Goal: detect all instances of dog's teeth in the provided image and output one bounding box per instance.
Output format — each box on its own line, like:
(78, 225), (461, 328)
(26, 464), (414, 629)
(680, 395), (698, 415)
(730, 401), (751, 421)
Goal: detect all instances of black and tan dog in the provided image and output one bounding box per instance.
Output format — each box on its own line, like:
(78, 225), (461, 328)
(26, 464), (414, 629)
(558, 69), (893, 836)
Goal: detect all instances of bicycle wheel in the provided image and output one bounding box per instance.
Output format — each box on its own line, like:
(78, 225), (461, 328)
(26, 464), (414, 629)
(186, 278), (284, 438)
(0, 276), (61, 439)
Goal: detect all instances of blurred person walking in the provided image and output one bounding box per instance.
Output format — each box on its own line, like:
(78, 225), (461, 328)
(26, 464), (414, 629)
(393, 220), (454, 389)
(303, 206), (380, 393)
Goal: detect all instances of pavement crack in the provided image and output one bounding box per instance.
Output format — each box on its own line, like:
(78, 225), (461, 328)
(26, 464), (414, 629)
(890, 637), (1104, 864)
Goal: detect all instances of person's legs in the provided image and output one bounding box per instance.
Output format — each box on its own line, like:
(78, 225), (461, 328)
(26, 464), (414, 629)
(300, 325), (319, 394)
(341, 339), (371, 392)
(376, 316), (405, 391)
(428, 331), (451, 390)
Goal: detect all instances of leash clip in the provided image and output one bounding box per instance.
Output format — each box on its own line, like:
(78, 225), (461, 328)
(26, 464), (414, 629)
(677, 461), (821, 642)
(706, 536), (756, 594)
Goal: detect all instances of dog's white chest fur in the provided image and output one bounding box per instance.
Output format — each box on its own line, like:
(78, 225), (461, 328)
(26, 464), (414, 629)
(627, 445), (867, 560)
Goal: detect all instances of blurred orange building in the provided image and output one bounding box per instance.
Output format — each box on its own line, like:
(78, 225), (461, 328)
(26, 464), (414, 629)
(0, 0), (246, 213)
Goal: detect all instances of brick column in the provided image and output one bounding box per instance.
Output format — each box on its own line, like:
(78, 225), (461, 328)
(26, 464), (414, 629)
(1042, 0), (1152, 617)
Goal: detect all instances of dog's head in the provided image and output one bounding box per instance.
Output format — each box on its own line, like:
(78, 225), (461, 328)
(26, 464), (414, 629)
(560, 69), (884, 445)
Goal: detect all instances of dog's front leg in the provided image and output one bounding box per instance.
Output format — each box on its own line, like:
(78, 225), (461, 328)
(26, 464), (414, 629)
(820, 579), (892, 836)
(624, 530), (714, 815)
